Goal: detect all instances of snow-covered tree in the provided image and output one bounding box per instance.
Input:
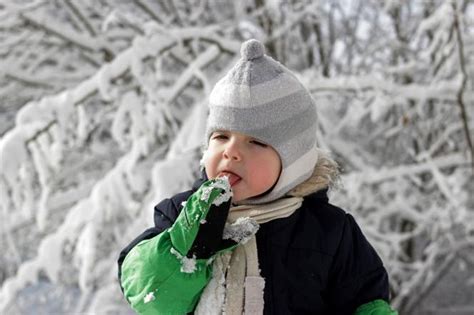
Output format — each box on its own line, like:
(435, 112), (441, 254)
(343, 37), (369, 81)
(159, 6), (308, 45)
(0, 0), (473, 313)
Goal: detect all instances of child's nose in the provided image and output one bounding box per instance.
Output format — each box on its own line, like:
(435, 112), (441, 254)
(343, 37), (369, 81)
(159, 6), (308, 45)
(223, 141), (242, 161)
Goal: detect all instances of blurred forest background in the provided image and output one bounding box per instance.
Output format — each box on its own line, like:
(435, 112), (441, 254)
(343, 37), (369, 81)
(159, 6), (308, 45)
(0, 0), (473, 314)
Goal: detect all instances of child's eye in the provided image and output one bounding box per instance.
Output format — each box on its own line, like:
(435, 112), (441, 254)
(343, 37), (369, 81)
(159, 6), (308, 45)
(251, 140), (267, 147)
(212, 134), (228, 140)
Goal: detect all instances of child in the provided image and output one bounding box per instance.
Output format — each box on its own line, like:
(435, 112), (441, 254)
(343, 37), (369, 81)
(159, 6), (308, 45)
(118, 39), (396, 314)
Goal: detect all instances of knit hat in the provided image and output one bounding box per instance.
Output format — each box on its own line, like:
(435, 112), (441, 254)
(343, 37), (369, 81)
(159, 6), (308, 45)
(205, 39), (319, 204)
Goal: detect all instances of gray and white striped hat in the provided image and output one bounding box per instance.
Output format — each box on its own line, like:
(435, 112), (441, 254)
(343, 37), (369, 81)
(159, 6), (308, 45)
(205, 39), (319, 204)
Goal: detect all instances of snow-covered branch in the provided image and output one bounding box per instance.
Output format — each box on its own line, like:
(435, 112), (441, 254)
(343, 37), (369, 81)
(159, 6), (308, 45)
(452, 1), (474, 169)
(308, 76), (474, 103)
(0, 1), (472, 313)
(20, 12), (111, 54)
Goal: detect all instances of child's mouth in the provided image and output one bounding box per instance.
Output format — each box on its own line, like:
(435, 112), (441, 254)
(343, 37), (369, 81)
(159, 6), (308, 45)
(219, 171), (241, 187)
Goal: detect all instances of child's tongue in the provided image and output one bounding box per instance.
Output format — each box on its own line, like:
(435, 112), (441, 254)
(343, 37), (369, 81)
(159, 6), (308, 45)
(220, 172), (241, 186)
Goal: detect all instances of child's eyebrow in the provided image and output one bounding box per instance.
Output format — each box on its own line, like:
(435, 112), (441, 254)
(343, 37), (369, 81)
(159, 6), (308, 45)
(213, 130), (228, 134)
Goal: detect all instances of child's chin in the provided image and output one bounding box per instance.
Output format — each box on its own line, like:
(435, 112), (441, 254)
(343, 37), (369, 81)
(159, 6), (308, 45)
(232, 195), (244, 203)
(231, 192), (247, 203)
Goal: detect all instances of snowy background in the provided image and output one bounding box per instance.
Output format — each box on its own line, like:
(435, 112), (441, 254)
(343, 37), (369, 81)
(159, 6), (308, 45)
(0, 0), (473, 314)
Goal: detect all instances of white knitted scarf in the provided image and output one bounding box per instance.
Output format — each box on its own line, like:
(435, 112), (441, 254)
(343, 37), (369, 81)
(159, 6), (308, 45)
(195, 196), (303, 315)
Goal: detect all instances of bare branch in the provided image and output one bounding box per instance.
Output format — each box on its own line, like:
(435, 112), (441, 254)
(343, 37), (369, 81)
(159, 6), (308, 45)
(134, 0), (164, 24)
(404, 253), (457, 313)
(20, 11), (108, 54)
(63, 0), (97, 37)
(452, 1), (474, 170)
(308, 76), (474, 103)
(348, 152), (467, 184)
(5, 71), (54, 89)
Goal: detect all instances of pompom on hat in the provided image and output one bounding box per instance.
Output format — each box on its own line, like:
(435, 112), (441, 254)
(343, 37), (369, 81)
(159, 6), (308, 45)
(205, 39), (319, 204)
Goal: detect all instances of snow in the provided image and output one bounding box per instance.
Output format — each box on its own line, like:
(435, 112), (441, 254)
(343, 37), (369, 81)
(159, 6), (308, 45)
(200, 176), (233, 205)
(223, 217), (259, 244)
(164, 45), (220, 103)
(238, 20), (266, 42)
(0, 1), (473, 314)
(200, 187), (213, 203)
(75, 224), (97, 292)
(211, 177), (233, 206)
(21, 11), (109, 53)
(308, 76), (468, 103)
(170, 247), (197, 274)
(36, 187), (50, 231)
(194, 253), (230, 315)
(97, 64), (117, 101)
(370, 92), (393, 122)
(143, 292), (155, 304)
(0, 123), (44, 210)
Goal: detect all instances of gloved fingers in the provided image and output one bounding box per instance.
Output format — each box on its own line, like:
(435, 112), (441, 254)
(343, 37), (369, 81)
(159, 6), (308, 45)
(189, 198), (232, 259)
(170, 178), (233, 257)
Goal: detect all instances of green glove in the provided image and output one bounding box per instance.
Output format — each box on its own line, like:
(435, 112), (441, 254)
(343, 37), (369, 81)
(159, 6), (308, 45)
(170, 177), (236, 259)
(121, 178), (235, 315)
(354, 299), (398, 315)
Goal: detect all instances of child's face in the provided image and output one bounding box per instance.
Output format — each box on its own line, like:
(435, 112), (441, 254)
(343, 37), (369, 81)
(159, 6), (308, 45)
(204, 130), (281, 202)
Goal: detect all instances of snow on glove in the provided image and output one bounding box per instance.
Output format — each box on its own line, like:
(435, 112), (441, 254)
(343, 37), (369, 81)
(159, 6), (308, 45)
(169, 176), (236, 258)
(121, 177), (235, 315)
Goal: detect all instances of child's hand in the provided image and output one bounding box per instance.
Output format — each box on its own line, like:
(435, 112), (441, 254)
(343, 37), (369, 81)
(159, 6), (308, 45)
(168, 177), (237, 259)
(120, 178), (235, 314)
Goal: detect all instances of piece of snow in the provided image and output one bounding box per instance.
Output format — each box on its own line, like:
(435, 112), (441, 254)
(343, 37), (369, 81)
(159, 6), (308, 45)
(97, 64), (117, 101)
(211, 176), (232, 206)
(143, 292), (155, 304)
(223, 217), (259, 244)
(170, 247), (197, 273)
(370, 92), (393, 122)
(76, 105), (89, 145)
(200, 176), (233, 204)
(200, 186), (213, 203)
(36, 187), (51, 232)
(212, 190), (233, 206)
(75, 223), (97, 291)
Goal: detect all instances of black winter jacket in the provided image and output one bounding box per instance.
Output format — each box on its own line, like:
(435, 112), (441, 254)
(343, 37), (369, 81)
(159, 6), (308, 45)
(118, 176), (390, 314)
